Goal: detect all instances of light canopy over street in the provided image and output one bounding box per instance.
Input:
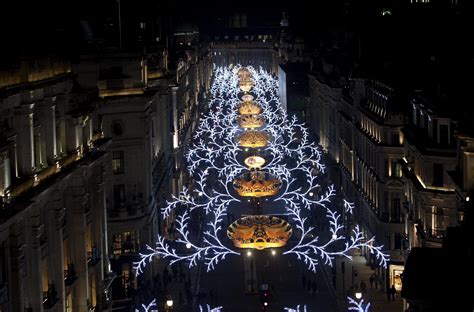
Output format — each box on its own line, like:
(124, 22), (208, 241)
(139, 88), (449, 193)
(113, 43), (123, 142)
(133, 65), (389, 310)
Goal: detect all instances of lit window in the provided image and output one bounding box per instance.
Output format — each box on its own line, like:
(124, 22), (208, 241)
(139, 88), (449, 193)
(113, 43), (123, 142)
(112, 151), (124, 174)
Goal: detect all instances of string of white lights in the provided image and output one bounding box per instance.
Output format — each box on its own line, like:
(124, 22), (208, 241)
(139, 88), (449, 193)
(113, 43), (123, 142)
(284, 306), (308, 312)
(347, 297), (371, 312)
(134, 64), (388, 280)
(135, 299), (157, 312)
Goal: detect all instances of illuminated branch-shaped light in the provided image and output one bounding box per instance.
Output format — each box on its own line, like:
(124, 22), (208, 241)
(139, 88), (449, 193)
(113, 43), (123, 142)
(199, 305), (224, 312)
(134, 207), (240, 276)
(135, 299), (157, 312)
(138, 64), (389, 277)
(348, 296), (371, 312)
(284, 306), (307, 312)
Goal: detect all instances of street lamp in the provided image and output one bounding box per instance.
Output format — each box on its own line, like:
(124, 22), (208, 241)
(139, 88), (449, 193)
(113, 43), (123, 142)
(271, 249), (276, 256)
(166, 299), (174, 311)
(355, 292), (362, 300)
(247, 250), (252, 257)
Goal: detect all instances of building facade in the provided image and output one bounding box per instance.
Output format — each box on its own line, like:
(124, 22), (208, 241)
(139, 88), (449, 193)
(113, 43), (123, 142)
(0, 57), (111, 311)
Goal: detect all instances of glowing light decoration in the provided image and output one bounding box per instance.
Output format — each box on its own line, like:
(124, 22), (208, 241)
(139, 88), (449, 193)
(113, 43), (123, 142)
(135, 299), (157, 312)
(348, 296), (371, 312)
(237, 131), (270, 148)
(227, 215), (293, 250)
(244, 155), (266, 169)
(233, 170), (281, 197)
(133, 64), (388, 278)
(284, 306), (307, 312)
(238, 101), (262, 115)
(238, 114), (265, 129)
(199, 305), (223, 312)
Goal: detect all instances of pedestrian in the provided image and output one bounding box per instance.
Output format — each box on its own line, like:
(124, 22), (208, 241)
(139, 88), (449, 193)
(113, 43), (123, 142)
(360, 280), (367, 293)
(369, 274), (375, 289)
(391, 284), (396, 301)
(386, 285), (391, 302)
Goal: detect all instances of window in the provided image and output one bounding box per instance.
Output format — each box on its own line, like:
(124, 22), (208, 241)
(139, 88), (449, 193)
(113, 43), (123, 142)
(432, 119), (438, 142)
(439, 124), (449, 145)
(114, 184), (125, 208)
(392, 132), (400, 146)
(430, 206), (444, 238)
(394, 233), (402, 250)
(112, 122), (123, 136)
(433, 163), (443, 187)
(391, 194), (401, 223)
(113, 232), (138, 256)
(112, 151), (124, 174)
(391, 159), (401, 177)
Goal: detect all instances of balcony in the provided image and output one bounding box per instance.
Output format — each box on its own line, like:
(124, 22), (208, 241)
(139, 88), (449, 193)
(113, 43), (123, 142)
(428, 228), (445, 240)
(42, 283), (59, 309)
(64, 264), (77, 286)
(379, 212), (404, 224)
(87, 246), (101, 267)
(108, 200), (146, 220)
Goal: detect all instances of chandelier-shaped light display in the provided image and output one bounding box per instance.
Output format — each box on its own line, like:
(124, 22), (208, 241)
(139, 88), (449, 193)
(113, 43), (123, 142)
(133, 64), (389, 278)
(237, 130), (270, 148)
(237, 114), (265, 129)
(233, 170), (281, 197)
(238, 100), (262, 115)
(227, 215), (293, 250)
(238, 67), (254, 92)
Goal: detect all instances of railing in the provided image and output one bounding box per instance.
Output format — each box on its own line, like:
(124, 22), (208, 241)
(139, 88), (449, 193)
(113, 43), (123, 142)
(42, 283), (59, 309)
(108, 200), (146, 219)
(378, 212), (403, 224)
(64, 264), (77, 286)
(428, 228), (445, 239)
(87, 246), (100, 267)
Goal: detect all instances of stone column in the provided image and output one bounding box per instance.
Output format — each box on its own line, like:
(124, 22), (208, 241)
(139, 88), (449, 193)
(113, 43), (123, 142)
(47, 194), (65, 312)
(0, 151), (11, 195)
(25, 209), (43, 311)
(69, 173), (89, 311)
(90, 164), (107, 307)
(9, 224), (26, 312)
(171, 86), (179, 149)
(13, 104), (35, 176)
(39, 100), (57, 165)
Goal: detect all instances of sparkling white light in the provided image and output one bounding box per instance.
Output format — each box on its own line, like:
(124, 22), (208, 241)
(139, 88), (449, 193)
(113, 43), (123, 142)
(133, 64), (388, 277)
(348, 296), (371, 312)
(135, 299), (157, 312)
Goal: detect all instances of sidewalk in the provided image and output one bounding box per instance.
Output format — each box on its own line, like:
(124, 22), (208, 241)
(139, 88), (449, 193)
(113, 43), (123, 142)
(150, 259), (200, 311)
(320, 251), (404, 312)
